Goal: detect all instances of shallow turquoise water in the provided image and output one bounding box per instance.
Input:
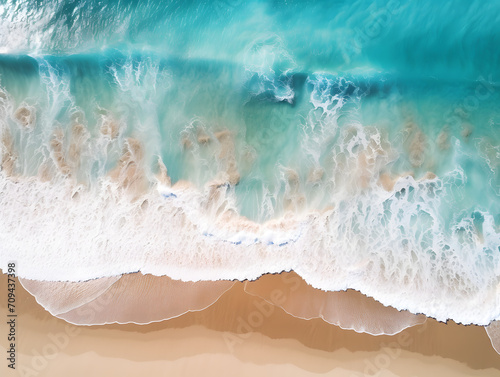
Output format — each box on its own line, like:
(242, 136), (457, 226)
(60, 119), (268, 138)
(2, 52), (497, 224)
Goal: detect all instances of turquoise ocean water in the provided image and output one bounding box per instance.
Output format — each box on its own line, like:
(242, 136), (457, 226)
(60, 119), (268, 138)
(0, 0), (499, 324)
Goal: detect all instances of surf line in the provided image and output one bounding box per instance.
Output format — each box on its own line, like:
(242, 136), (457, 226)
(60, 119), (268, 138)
(159, 186), (306, 247)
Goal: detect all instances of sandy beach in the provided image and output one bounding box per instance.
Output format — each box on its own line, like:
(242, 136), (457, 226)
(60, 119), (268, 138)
(1, 1), (499, 376)
(1, 272), (499, 377)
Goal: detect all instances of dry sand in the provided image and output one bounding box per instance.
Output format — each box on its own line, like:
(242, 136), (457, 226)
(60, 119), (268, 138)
(1, 272), (500, 377)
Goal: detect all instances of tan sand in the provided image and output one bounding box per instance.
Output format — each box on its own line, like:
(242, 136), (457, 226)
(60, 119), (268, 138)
(155, 157), (171, 187)
(244, 271), (426, 335)
(1, 128), (16, 176)
(13, 105), (36, 130)
(50, 128), (71, 176)
(1, 272), (499, 377)
(49, 274), (234, 325)
(214, 129), (240, 186)
(20, 276), (121, 316)
(99, 115), (120, 140)
(109, 138), (149, 196)
(67, 123), (89, 172)
(486, 321), (500, 354)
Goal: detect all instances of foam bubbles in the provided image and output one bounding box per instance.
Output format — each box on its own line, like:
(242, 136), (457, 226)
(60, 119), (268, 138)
(0, 62), (499, 330)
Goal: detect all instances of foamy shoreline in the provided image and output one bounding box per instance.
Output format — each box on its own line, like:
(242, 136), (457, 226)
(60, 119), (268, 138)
(1, 272), (499, 377)
(1, 170), (499, 327)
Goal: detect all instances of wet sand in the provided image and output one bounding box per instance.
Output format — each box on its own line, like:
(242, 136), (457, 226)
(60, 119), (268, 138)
(1, 272), (499, 377)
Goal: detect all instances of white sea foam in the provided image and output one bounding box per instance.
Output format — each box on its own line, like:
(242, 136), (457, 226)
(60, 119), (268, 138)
(242, 34), (297, 103)
(0, 169), (499, 326)
(0, 65), (498, 329)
